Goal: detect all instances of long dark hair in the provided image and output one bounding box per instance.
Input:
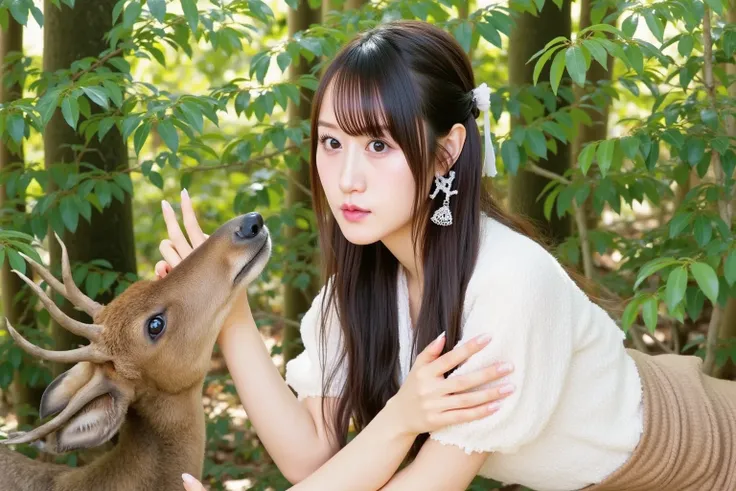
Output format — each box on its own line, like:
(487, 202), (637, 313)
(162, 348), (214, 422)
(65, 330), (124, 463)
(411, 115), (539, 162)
(308, 20), (594, 458)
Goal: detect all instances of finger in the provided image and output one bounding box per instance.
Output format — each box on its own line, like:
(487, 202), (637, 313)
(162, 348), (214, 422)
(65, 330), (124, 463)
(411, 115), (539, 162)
(159, 239), (183, 268)
(414, 332), (446, 366)
(438, 400), (502, 426)
(154, 260), (172, 279)
(161, 200), (193, 258)
(180, 189), (208, 247)
(431, 334), (491, 375)
(441, 362), (514, 394)
(182, 473), (206, 491)
(438, 383), (514, 411)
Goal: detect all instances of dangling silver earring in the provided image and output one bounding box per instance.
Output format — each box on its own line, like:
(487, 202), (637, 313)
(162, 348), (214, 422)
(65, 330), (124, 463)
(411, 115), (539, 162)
(429, 170), (458, 226)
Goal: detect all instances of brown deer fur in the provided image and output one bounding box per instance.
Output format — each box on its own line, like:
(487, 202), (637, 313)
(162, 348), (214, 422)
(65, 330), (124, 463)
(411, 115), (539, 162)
(0, 213), (271, 491)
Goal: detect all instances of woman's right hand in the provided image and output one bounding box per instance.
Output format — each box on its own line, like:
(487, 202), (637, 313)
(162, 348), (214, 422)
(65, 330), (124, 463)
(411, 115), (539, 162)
(387, 333), (514, 436)
(154, 189), (209, 279)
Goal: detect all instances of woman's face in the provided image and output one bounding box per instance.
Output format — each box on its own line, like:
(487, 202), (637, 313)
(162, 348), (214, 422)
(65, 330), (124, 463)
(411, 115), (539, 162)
(315, 84), (417, 246)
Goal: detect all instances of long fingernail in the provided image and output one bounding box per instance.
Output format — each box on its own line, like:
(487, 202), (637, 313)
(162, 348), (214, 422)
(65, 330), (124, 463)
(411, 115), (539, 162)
(162, 199), (171, 211)
(499, 383), (515, 394)
(182, 473), (194, 483)
(181, 188), (189, 200)
(434, 332), (446, 343)
(497, 362), (513, 374)
(488, 401), (501, 412)
(476, 334), (492, 345)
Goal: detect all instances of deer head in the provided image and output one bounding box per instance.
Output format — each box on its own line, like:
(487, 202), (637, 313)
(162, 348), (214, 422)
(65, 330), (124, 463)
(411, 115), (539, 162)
(2, 212), (270, 454)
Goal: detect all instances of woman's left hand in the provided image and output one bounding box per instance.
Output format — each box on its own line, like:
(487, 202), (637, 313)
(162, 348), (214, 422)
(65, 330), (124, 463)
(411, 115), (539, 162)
(182, 474), (207, 491)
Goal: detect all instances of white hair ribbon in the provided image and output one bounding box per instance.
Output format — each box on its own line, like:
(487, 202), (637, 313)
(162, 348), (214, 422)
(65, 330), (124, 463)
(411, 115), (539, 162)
(471, 82), (497, 178)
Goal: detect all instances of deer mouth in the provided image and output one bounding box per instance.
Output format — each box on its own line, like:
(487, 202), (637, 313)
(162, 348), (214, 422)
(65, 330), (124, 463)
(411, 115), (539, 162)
(233, 236), (270, 286)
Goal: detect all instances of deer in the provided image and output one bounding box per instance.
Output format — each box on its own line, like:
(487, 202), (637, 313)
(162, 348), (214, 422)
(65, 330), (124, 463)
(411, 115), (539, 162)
(0, 211), (271, 491)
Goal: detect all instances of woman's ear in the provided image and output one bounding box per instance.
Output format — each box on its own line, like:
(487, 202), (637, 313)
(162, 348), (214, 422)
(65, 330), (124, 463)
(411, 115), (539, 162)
(435, 123), (467, 175)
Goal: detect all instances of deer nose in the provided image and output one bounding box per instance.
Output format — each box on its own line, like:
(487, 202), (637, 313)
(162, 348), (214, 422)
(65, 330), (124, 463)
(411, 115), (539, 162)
(237, 212), (264, 240)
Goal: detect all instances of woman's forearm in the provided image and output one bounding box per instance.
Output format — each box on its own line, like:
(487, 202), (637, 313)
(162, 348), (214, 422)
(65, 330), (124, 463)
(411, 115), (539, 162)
(218, 309), (335, 483)
(290, 397), (415, 491)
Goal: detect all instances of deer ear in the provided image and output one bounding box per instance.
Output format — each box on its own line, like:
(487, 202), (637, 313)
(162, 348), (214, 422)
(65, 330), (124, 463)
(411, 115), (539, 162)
(39, 362), (96, 419)
(52, 385), (132, 453)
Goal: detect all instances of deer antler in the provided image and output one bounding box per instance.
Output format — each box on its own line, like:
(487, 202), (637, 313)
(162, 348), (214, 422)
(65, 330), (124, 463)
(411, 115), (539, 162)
(12, 269), (103, 342)
(4, 319), (110, 364)
(1, 368), (111, 445)
(18, 232), (102, 318)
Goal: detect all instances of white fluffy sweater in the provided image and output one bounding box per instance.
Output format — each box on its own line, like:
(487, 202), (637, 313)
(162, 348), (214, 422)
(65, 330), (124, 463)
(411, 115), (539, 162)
(285, 215), (644, 491)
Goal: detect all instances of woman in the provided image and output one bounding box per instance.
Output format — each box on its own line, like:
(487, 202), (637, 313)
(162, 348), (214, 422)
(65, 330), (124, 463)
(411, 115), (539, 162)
(161, 20), (736, 491)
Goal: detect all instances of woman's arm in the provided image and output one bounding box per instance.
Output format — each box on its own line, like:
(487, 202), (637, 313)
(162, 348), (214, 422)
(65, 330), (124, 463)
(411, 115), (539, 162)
(379, 439), (488, 491)
(218, 304), (340, 482)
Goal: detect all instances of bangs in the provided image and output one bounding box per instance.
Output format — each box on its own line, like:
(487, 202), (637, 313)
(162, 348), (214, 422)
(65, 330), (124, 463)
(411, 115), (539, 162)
(327, 37), (423, 145)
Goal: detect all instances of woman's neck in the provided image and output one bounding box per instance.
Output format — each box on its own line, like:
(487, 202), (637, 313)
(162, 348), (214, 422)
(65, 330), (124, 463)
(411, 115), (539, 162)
(381, 222), (423, 284)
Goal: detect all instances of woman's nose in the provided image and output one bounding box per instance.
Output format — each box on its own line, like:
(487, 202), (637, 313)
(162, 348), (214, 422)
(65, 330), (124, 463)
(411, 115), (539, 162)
(339, 144), (366, 193)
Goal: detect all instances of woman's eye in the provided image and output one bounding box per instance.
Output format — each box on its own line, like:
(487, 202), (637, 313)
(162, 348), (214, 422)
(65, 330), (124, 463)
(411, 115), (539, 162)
(369, 140), (388, 153)
(146, 315), (166, 340)
(320, 135), (341, 150)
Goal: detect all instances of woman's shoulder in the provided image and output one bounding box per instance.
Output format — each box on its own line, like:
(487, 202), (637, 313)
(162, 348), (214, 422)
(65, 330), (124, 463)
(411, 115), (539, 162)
(470, 214), (574, 294)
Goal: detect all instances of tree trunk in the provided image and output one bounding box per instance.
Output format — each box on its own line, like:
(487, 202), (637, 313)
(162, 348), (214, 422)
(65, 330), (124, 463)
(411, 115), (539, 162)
(43, 0), (136, 377)
(282, 1), (321, 364)
(573, 0), (616, 233)
(713, 1), (736, 379)
(507, 0), (573, 245)
(0, 16), (45, 426)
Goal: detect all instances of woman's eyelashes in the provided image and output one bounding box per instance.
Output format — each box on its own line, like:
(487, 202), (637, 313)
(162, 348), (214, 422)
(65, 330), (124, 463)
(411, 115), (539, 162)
(318, 133), (392, 154)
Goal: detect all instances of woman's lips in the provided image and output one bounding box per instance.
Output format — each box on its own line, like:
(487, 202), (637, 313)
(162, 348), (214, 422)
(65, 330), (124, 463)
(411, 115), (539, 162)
(341, 205), (370, 222)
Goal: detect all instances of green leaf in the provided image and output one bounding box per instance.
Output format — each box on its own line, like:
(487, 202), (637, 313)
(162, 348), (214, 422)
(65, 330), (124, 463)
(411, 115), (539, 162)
(549, 50), (566, 95)
(60, 196), (79, 233)
(678, 34), (694, 58)
(704, 0), (724, 14)
(61, 96), (80, 129)
(622, 15), (638, 38)
(157, 119), (179, 152)
(624, 44), (644, 75)
(693, 216), (712, 247)
(276, 51), (291, 73)
(565, 46), (587, 87)
(123, 0), (142, 28)
(634, 257), (678, 289)
(148, 0), (166, 22)
(595, 139), (615, 177)
(85, 272), (102, 298)
(690, 262), (719, 304)
(643, 11), (664, 43)
(526, 128), (547, 158)
(453, 21), (472, 53)
(642, 296), (659, 332)
(180, 0), (198, 33)
(701, 109), (718, 131)
(501, 140), (521, 175)
(725, 250), (736, 286)
(6, 113), (25, 143)
(96, 180), (112, 208)
(7, 249), (25, 275)
(533, 46), (561, 86)
(578, 142), (597, 175)
(669, 212), (692, 238)
(724, 31), (736, 59)
(476, 21), (502, 49)
(134, 121), (151, 155)
(665, 266), (688, 312)
(148, 171), (164, 189)
(685, 138), (706, 166)
(81, 87), (109, 110)
(621, 296), (643, 332)
(582, 39), (607, 70)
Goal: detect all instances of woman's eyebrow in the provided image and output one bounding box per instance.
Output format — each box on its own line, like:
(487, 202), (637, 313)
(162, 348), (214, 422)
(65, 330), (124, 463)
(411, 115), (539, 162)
(318, 120), (339, 129)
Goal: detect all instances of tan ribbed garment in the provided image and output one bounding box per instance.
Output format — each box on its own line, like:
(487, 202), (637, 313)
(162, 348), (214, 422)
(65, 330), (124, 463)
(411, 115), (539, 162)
(583, 348), (736, 491)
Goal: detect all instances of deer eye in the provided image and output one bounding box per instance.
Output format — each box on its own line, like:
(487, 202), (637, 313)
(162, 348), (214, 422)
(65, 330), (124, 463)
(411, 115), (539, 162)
(146, 315), (166, 340)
